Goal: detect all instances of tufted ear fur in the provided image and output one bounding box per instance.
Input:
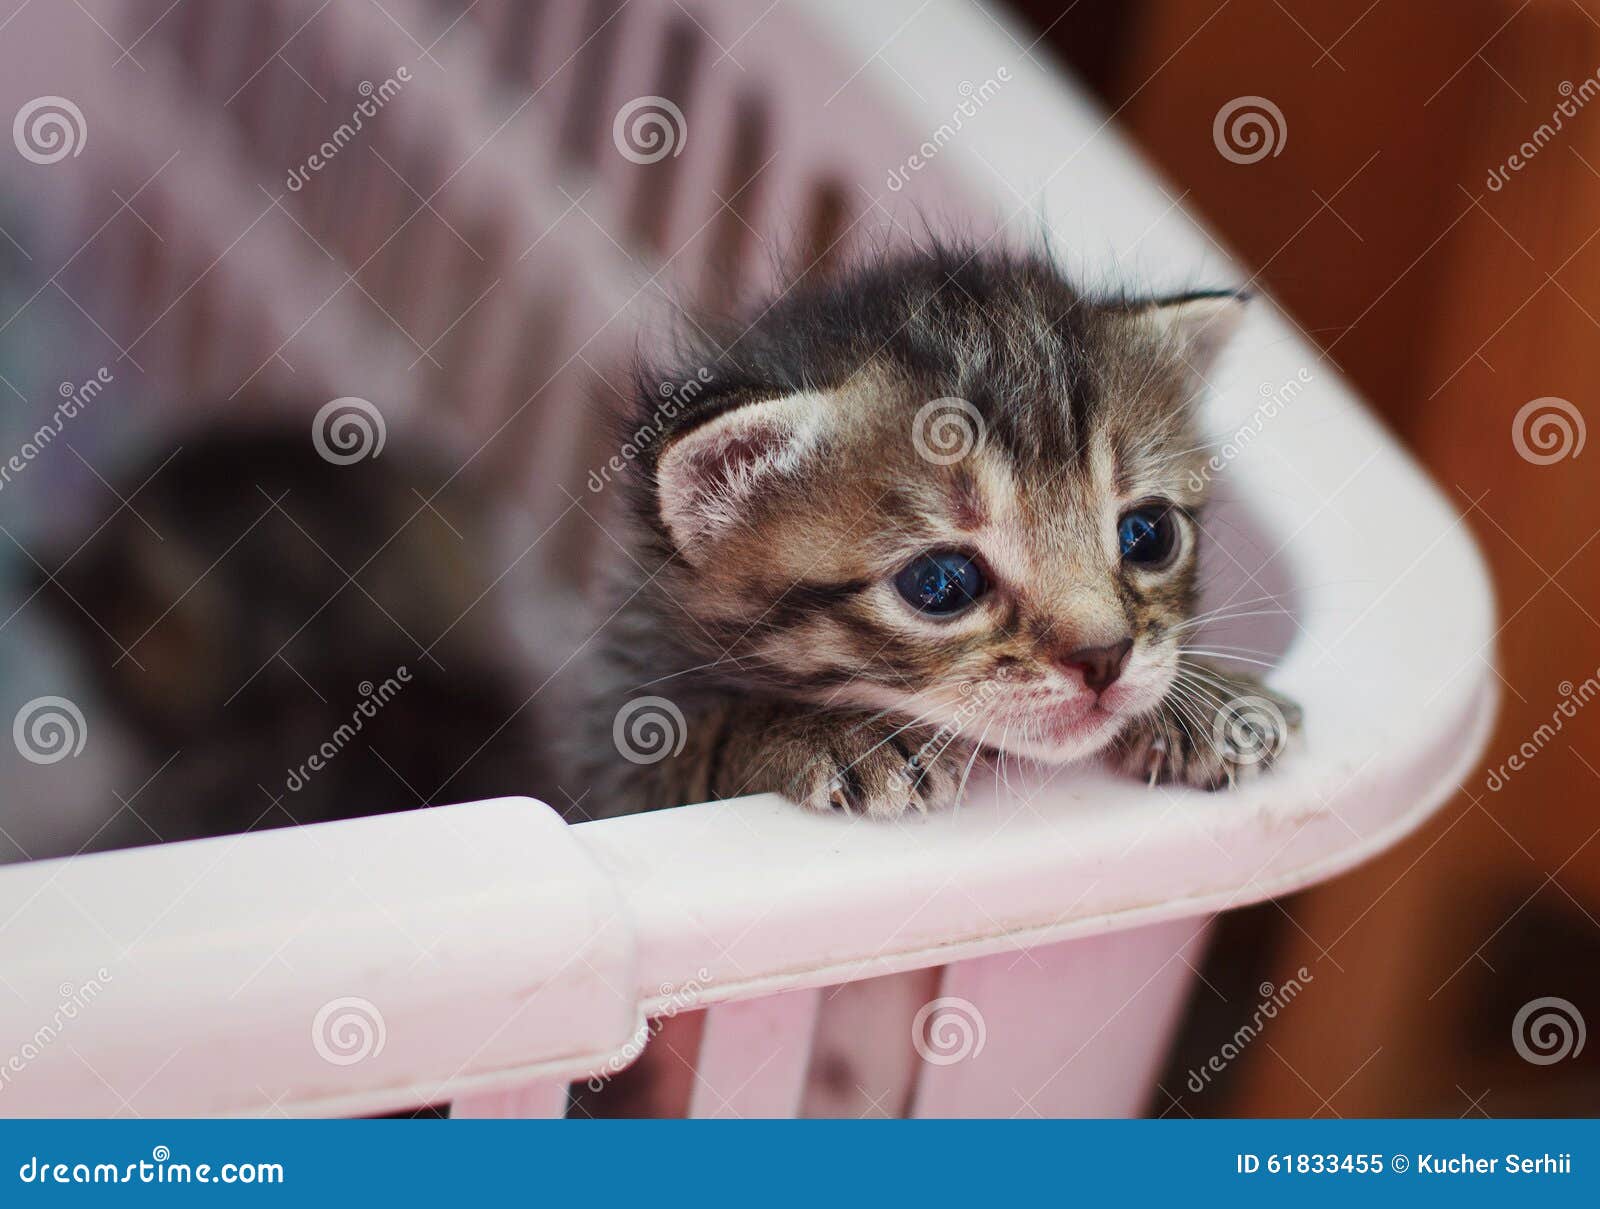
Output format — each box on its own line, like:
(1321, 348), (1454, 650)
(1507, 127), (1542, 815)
(1142, 292), (1247, 384)
(655, 391), (832, 560)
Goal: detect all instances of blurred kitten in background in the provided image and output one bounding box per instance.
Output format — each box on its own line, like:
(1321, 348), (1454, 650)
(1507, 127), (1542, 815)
(30, 424), (543, 851)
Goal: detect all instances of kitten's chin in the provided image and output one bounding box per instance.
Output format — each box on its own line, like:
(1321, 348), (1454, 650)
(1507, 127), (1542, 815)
(988, 699), (1130, 764)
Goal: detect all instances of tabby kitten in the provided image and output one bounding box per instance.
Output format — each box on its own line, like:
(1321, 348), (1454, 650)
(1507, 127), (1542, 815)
(579, 245), (1300, 820)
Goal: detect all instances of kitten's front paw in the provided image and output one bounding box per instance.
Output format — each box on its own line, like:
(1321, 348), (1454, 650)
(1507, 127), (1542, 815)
(1114, 669), (1302, 792)
(786, 718), (965, 820)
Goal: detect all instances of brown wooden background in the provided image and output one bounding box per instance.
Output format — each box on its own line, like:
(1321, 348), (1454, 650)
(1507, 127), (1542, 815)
(1000, 0), (1600, 1116)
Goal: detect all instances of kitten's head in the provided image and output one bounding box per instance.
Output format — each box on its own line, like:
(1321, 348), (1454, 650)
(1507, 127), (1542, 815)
(634, 247), (1243, 763)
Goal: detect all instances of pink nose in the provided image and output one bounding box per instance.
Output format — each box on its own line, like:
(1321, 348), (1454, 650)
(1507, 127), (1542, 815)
(1059, 638), (1133, 694)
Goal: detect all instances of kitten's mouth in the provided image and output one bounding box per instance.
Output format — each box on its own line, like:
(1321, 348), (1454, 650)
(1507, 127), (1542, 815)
(982, 673), (1174, 762)
(998, 693), (1123, 748)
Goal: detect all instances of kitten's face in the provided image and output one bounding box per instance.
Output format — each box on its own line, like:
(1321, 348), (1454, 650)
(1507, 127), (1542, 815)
(645, 257), (1240, 765)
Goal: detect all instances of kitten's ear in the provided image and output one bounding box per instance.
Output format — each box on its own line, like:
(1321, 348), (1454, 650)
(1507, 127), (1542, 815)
(655, 391), (830, 558)
(1142, 292), (1248, 382)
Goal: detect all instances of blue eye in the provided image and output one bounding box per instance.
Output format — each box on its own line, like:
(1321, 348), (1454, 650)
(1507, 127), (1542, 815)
(894, 551), (987, 616)
(1118, 507), (1177, 566)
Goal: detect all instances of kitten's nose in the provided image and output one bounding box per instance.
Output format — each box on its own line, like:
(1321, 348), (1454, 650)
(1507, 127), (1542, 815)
(1059, 638), (1133, 694)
